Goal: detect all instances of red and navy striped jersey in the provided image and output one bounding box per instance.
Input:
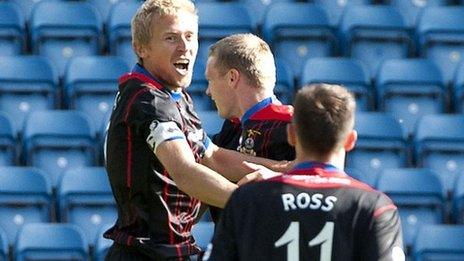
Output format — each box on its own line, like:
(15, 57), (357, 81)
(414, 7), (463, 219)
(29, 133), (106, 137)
(209, 162), (404, 261)
(104, 64), (208, 259)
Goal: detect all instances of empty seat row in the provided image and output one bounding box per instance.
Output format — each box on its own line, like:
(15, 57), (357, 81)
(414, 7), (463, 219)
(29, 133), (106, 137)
(0, 166), (115, 249)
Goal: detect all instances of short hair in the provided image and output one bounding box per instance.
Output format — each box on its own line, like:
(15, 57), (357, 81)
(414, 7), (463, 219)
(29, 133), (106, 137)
(208, 33), (276, 90)
(293, 84), (356, 155)
(131, 0), (197, 50)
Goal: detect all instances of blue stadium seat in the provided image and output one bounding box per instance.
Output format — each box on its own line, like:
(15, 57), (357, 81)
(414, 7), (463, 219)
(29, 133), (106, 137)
(94, 223), (113, 261)
(417, 6), (464, 84)
(345, 167), (376, 188)
(376, 59), (446, 137)
(413, 224), (464, 261)
(340, 5), (411, 78)
(14, 223), (88, 261)
(389, 0), (449, 28)
(88, 0), (138, 26)
(22, 110), (96, 188)
(58, 167), (116, 247)
(275, 59), (294, 105)
(0, 56), (57, 132)
(313, 0), (371, 27)
(301, 57), (372, 110)
(376, 168), (445, 250)
(0, 226), (7, 261)
(0, 2), (24, 56)
(197, 2), (253, 63)
(108, 0), (141, 66)
(239, 0), (295, 29)
(262, 3), (336, 81)
(191, 221), (214, 250)
(414, 114), (464, 196)
(198, 110), (223, 137)
(30, 1), (101, 77)
(347, 112), (407, 177)
(0, 112), (16, 166)
(453, 172), (464, 223)
(453, 61), (464, 113)
(0, 167), (52, 247)
(190, 61), (214, 111)
(64, 56), (128, 136)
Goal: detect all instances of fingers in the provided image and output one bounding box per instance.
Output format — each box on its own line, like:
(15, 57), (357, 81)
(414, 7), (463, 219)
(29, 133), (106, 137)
(237, 171), (262, 186)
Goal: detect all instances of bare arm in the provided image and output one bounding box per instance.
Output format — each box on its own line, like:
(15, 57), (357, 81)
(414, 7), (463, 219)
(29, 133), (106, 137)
(201, 143), (291, 182)
(156, 139), (237, 208)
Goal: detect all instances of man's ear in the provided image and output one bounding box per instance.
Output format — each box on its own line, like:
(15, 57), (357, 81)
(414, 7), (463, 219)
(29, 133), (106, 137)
(287, 123), (297, 147)
(227, 68), (240, 88)
(133, 42), (147, 59)
(344, 130), (357, 152)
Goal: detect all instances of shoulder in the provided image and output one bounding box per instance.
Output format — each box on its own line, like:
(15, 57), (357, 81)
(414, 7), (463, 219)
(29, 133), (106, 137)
(250, 104), (293, 122)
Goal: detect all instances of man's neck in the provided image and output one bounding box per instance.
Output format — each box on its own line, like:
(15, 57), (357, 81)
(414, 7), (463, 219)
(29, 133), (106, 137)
(294, 148), (346, 171)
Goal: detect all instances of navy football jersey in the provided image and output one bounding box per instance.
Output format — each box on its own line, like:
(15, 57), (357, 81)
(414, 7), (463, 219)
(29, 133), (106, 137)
(104, 64), (209, 258)
(209, 162), (404, 261)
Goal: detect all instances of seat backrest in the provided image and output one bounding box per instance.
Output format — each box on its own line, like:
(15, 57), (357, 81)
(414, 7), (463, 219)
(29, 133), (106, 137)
(93, 223), (113, 261)
(191, 221), (214, 250)
(345, 167), (377, 188)
(0, 1), (25, 56)
(313, 0), (371, 26)
(301, 57), (371, 110)
(377, 168), (444, 208)
(453, 172), (464, 223)
(275, 59), (294, 105)
(413, 224), (464, 261)
(416, 6), (464, 83)
(389, 0), (448, 27)
(340, 5), (410, 76)
(198, 111), (223, 137)
(355, 112), (405, 147)
(14, 223), (88, 261)
(453, 61), (464, 112)
(107, 0), (140, 53)
(0, 226), (7, 261)
(239, 0), (295, 29)
(0, 112), (16, 166)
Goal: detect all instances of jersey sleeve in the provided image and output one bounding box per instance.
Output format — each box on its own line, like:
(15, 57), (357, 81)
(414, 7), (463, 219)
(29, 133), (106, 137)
(363, 194), (405, 261)
(208, 190), (240, 261)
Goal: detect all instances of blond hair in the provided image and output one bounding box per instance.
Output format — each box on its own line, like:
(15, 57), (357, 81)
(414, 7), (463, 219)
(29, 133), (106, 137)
(208, 33), (276, 90)
(131, 0), (197, 53)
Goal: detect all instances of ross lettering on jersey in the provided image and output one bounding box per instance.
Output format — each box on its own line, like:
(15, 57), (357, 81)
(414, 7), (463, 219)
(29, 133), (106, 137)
(146, 120), (184, 152)
(282, 193), (338, 212)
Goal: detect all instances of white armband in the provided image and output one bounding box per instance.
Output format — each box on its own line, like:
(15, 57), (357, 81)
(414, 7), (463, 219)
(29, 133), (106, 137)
(146, 121), (185, 153)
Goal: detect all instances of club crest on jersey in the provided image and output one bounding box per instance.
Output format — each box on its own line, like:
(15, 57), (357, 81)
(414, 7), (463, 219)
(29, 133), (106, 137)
(237, 129), (261, 156)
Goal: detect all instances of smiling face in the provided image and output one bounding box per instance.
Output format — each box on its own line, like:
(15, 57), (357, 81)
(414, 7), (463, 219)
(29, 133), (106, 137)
(205, 56), (239, 119)
(138, 10), (198, 91)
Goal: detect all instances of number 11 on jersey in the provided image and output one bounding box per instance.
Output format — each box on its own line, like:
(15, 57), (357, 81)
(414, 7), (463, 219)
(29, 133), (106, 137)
(274, 221), (334, 261)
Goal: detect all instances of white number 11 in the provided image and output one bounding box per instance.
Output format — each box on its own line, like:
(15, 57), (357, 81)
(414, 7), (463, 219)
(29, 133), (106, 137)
(274, 221), (334, 261)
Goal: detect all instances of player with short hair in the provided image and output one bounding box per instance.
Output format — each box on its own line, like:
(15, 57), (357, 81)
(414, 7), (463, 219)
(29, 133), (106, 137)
(103, 1), (283, 259)
(209, 84), (405, 261)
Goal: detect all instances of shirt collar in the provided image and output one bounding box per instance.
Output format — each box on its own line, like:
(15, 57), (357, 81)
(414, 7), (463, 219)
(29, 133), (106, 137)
(132, 63), (182, 102)
(241, 96), (278, 124)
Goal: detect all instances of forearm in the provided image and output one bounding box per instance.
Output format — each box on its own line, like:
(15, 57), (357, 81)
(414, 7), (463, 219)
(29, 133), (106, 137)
(201, 144), (283, 182)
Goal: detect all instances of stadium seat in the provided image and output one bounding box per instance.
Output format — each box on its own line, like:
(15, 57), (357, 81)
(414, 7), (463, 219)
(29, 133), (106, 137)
(0, 226), (7, 261)
(376, 59), (446, 137)
(417, 6), (464, 84)
(58, 167), (116, 247)
(22, 110), (96, 188)
(347, 112), (407, 177)
(414, 114), (464, 196)
(0, 2), (24, 56)
(190, 61), (214, 111)
(0, 56), (58, 132)
(340, 5), (411, 78)
(275, 59), (294, 105)
(198, 110), (223, 137)
(389, 0), (449, 27)
(94, 223), (113, 261)
(239, 0), (295, 29)
(262, 3), (336, 81)
(301, 57), (372, 110)
(64, 56), (128, 136)
(312, 0), (371, 27)
(108, 0), (141, 66)
(30, 1), (102, 77)
(453, 172), (464, 223)
(197, 2), (253, 63)
(191, 221), (214, 250)
(0, 167), (52, 247)
(87, 0), (138, 26)
(413, 224), (464, 261)
(0, 112), (16, 166)
(14, 223), (88, 261)
(453, 61), (464, 113)
(345, 167), (376, 188)
(376, 168), (445, 251)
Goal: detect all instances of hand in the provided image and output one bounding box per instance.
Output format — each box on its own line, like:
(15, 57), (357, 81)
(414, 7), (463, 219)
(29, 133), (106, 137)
(268, 160), (294, 173)
(237, 162), (281, 186)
